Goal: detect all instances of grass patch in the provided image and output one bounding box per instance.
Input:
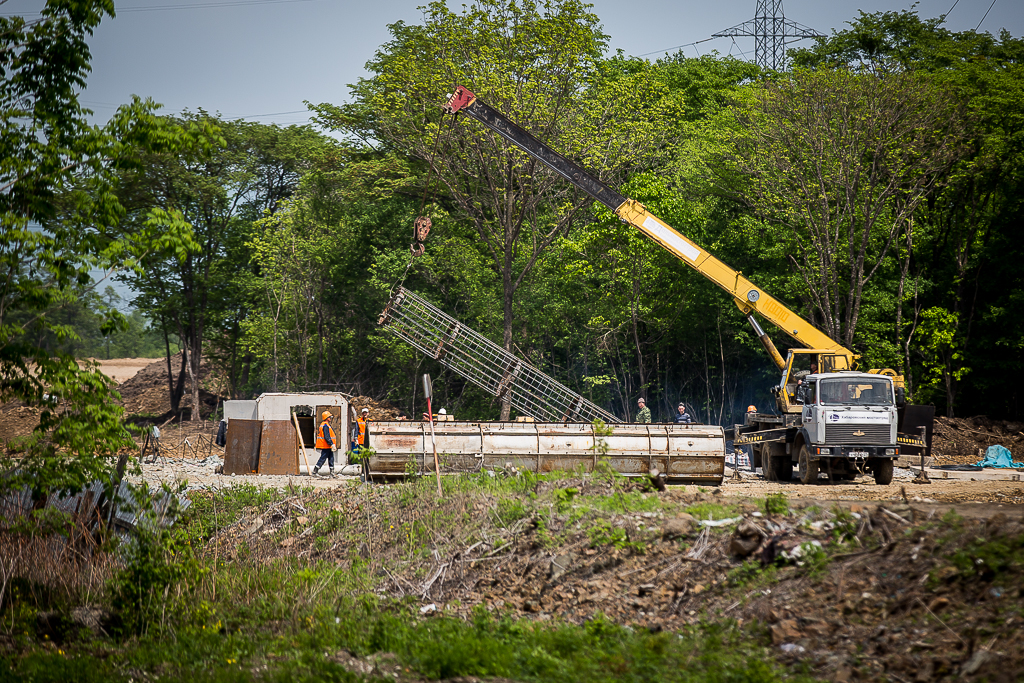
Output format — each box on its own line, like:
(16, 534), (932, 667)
(5, 600), (812, 683)
(683, 502), (739, 521)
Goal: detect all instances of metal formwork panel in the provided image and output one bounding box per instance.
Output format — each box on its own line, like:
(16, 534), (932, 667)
(481, 422), (540, 455)
(367, 421), (726, 484)
(258, 420), (299, 475)
(537, 423), (595, 455)
(224, 419), (262, 475)
(431, 422), (484, 455)
(378, 287), (620, 424)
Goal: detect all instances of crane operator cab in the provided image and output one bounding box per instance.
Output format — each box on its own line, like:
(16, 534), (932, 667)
(776, 350), (850, 412)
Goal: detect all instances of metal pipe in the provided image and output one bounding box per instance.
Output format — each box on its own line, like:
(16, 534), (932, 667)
(746, 313), (787, 371)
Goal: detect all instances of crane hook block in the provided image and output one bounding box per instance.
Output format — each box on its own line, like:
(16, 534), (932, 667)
(410, 216), (431, 257)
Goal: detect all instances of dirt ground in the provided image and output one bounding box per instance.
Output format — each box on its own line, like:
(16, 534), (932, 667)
(84, 357), (158, 384)
(202, 472), (1024, 682)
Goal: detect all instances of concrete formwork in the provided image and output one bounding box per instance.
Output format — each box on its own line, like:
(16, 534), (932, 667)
(368, 421), (726, 485)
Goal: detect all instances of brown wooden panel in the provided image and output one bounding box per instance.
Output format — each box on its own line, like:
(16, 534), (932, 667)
(258, 420), (300, 475)
(224, 419), (262, 475)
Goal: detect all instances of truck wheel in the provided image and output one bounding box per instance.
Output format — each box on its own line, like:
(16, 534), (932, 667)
(873, 458), (894, 485)
(797, 445), (819, 484)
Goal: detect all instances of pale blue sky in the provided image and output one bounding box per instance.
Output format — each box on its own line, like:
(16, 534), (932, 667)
(5, 0), (1022, 127)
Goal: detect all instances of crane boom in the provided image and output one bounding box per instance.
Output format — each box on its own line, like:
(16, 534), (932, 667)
(443, 86), (854, 370)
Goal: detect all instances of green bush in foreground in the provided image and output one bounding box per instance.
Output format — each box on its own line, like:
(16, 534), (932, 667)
(4, 603), (806, 683)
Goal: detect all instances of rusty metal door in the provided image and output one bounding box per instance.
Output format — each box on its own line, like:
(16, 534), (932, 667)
(224, 419), (262, 475)
(315, 405), (344, 449)
(258, 420), (299, 475)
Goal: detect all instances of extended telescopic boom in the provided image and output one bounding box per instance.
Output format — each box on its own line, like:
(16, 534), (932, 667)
(443, 86), (855, 372)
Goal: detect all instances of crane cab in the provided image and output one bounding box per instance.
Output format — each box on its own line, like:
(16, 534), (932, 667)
(775, 349), (852, 413)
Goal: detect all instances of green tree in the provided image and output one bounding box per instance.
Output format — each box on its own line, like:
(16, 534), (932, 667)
(723, 68), (968, 351)
(116, 116), (327, 415)
(316, 0), (671, 419)
(791, 10), (1024, 415)
(0, 1), (199, 497)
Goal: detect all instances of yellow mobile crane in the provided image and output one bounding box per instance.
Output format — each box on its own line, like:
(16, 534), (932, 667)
(443, 86), (931, 484)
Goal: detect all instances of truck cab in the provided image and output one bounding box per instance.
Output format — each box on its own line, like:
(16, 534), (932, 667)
(791, 371), (900, 484)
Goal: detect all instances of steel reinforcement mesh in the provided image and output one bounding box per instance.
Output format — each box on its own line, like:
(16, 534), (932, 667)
(378, 287), (620, 423)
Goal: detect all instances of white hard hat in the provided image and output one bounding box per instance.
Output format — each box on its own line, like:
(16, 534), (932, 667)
(438, 408), (447, 415)
(361, 407), (369, 413)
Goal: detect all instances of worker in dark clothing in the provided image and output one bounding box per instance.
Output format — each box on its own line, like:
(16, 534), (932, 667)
(674, 403), (692, 423)
(313, 411), (337, 477)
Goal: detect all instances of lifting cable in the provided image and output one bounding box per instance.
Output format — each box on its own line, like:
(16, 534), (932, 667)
(390, 98), (461, 297)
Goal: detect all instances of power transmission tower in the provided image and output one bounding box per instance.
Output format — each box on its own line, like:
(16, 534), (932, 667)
(712, 0), (822, 71)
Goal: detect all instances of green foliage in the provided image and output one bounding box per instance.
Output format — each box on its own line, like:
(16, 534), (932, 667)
(495, 498), (530, 527)
(948, 532), (1024, 582)
(5, 596), (810, 682)
(553, 487), (579, 514)
(586, 519), (646, 555)
(728, 559), (778, 589)
(0, 0), (213, 498)
(108, 486), (201, 636)
(828, 507), (860, 545)
(915, 306), (971, 406)
(763, 493), (789, 516)
(684, 503), (739, 521)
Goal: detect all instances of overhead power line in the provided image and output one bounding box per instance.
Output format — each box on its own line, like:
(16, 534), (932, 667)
(635, 37), (715, 58)
(976, 0), (997, 31)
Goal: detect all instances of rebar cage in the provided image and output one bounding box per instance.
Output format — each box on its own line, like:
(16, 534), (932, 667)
(378, 287), (621, 424)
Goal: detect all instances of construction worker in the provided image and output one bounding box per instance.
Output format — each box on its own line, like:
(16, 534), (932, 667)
(352, 407), (371, 482)
(635, 398), (651, 424)
(312, 411), (337, 477)
(674, 403), (692, 424)
(352, 407), (370, 450)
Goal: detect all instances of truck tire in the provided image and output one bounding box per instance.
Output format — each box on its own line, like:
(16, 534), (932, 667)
(873, 458), (894, 485)
(797, 445), (819, 484)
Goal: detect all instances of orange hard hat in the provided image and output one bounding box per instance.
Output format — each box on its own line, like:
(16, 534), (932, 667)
(321, 411), (332, 420)
(747, 405), (757, 412)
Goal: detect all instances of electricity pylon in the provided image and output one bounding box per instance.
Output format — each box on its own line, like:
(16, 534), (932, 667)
(713, 0), (823, 71)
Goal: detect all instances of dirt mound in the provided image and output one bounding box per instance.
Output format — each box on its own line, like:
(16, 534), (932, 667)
(0, 403), (42, 447)
(349, 395), (403, 421)
(85, 357), (157, 384)
(931, 416), (1024, 465)
(116, 352), (219, 418)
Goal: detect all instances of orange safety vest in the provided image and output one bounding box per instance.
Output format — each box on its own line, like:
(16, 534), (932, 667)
(314, 420), (337, 449)
(356, 416), (368, 446)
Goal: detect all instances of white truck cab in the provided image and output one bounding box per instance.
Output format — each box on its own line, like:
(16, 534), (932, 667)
(792, 371), (900, 484)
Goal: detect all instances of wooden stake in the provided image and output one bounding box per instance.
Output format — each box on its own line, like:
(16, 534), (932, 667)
(427, 397), (442, 496)
(292, 413), (312, 476)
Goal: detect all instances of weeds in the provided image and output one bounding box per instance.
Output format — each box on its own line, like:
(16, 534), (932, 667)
(764, 492), (789, 515)
(587, 519), (646, 555)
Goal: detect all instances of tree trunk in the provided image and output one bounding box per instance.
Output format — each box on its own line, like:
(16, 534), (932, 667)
(500, 268), (514, 421)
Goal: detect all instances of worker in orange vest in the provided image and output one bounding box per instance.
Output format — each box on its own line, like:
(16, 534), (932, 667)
(352, 407), (370, 482)
(312, 411), (338, 477)
(351, 407), (369, 450)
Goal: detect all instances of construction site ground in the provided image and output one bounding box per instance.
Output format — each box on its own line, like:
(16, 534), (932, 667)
(5, 357), (1024, 681)
(173, 469), (1024, 682)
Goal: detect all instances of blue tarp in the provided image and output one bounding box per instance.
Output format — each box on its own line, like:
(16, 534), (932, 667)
(975, 445), (1024, 469)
